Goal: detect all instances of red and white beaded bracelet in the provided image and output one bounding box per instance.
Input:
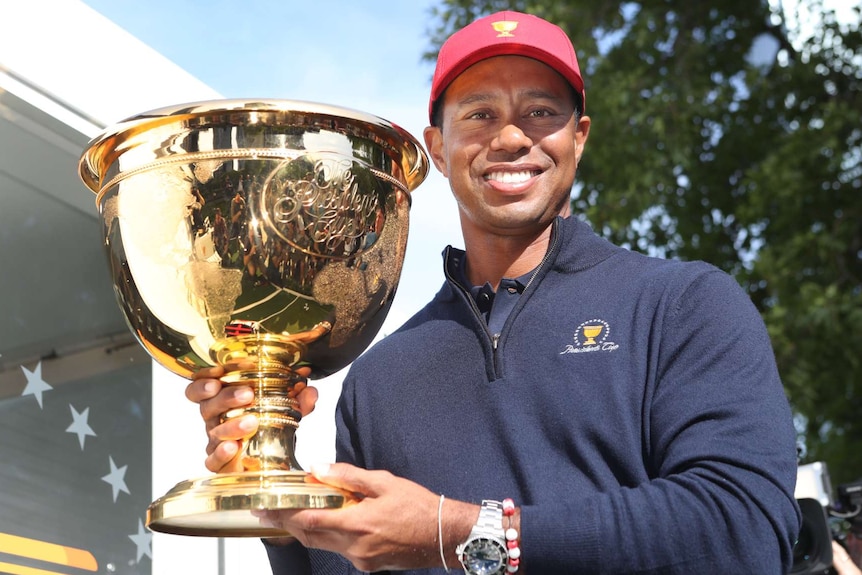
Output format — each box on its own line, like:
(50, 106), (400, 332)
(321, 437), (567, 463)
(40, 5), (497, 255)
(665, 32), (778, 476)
(502, 498), (520, 573)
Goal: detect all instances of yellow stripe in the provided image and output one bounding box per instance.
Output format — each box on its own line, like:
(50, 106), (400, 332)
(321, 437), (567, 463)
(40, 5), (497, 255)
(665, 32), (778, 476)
(0, 561), (71, 575)
(0, 533), (97, 571)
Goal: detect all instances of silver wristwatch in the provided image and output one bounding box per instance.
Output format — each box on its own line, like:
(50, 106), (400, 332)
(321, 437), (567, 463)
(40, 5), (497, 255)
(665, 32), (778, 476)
(456, 500), (508, 575)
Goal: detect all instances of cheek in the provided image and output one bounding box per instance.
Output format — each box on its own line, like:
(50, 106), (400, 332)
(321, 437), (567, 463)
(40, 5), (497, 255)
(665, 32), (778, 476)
(546, 136), (579, 172)
(439, 150), (471, 182)
(451, 140), (484, 173)
(545, 130), (577, 154)
(442, 125), (484, 158)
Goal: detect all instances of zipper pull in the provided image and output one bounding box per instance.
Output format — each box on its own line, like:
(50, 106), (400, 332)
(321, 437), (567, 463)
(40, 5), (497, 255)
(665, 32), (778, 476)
(492, 333), (500, 350)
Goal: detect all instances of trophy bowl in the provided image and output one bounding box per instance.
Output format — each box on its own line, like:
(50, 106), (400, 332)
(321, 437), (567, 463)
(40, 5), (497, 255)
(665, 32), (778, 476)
(78, 99), (428, 536)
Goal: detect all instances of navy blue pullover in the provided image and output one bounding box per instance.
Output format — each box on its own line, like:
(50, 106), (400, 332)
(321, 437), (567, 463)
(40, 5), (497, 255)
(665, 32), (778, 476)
(268, 215), (801, 574)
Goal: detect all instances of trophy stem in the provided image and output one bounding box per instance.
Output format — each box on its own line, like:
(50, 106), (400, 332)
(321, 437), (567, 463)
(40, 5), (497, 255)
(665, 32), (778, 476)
(221, 370), (306, 473)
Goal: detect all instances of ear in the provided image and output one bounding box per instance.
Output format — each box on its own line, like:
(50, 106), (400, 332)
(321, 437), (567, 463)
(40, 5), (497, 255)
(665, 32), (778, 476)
(423, 126), (449, 178)
(574, 115), (591, 164)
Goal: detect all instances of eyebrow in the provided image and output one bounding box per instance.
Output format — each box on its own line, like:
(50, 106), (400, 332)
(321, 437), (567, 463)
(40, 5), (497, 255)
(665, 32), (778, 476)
(454, 88), (568, 107)
(453, 93), (494, 108)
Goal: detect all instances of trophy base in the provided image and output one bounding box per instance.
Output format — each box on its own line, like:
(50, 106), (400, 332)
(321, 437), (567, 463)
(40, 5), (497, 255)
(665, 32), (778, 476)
(146, 470), (350, 537)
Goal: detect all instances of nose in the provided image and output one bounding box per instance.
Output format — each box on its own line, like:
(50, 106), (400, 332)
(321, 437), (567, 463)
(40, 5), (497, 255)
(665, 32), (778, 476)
(491, 123), (532, 153)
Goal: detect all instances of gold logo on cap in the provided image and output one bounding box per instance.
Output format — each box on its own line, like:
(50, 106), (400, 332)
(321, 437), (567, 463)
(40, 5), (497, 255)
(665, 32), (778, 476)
(492, 20), (518, 37)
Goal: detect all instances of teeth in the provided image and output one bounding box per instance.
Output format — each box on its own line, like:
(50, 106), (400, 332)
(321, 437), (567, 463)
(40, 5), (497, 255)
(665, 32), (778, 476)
(485, 170), (536, 184)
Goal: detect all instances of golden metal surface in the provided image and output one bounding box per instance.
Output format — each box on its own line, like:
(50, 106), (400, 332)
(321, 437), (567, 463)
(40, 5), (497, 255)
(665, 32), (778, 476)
(79, 99), (428, 536)
(146, 471), (350, 537)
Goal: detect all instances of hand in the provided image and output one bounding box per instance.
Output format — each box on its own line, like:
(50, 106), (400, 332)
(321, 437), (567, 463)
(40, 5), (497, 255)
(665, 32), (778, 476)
(833, 541), (862, 575)
(257, 462), (477, 572)
(185, 365), (318, 473)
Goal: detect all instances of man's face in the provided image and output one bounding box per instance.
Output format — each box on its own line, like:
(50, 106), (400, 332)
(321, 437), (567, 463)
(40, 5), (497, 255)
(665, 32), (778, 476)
(424, 55), (590, 241)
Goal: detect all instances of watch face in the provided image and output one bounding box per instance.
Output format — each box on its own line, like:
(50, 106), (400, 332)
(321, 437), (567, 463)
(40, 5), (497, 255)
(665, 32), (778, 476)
(462, 537), (507, 575)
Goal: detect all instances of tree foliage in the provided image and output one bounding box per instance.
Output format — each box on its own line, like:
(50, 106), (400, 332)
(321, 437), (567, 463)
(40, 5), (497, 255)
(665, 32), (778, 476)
(425, 0), (862, 484)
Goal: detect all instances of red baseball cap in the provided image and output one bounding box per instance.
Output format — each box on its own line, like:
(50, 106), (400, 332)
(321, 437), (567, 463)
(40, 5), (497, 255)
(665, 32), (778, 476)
(429, 10), (585, 125)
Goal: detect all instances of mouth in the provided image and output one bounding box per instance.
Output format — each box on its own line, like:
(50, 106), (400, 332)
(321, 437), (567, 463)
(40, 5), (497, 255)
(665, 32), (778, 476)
(483, 169), (541, 185)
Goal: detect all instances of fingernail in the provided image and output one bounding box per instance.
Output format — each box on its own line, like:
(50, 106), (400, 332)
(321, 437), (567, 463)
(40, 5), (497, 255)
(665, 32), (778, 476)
(310, 463), (331, 477)
(238, 415), (257, 431)
(235, 388), (254, 402)
(203, 381), (218, 394)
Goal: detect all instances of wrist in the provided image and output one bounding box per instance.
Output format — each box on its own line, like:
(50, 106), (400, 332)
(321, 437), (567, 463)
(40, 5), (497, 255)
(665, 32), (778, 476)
(437, 498), (480, 568)
(456, 498), (521, 575)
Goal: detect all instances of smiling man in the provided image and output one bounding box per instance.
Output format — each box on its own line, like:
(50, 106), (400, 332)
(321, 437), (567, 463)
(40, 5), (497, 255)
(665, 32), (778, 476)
(189, 10), (801, 574)
(425, 53), (587, 286)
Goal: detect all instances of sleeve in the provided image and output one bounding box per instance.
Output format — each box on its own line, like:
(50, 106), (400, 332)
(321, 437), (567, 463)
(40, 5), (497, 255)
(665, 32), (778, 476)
(520, 269), (802, 574)
(264, 541), (359, 575)
(264, 540), (311, 575)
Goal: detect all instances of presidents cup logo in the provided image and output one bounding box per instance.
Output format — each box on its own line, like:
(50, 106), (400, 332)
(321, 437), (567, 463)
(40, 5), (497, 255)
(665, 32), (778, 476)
(560, 319), (620, 355)
(263, 154), (383, 259)
(492, 20), (518, 37)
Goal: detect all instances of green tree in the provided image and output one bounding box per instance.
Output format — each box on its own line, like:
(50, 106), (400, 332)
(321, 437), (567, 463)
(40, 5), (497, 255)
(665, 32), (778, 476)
(426, 0), (862, 485)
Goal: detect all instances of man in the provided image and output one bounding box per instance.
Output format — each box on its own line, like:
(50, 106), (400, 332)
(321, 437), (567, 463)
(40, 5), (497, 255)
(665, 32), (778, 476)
(188, 10), (801, 574)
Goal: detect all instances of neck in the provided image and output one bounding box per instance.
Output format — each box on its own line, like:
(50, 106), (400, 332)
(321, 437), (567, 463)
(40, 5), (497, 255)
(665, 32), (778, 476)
(462, 223), (554, 290)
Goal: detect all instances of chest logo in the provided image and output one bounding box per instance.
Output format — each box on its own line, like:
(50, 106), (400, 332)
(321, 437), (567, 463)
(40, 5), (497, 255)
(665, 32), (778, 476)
(560, 319), (619, 354)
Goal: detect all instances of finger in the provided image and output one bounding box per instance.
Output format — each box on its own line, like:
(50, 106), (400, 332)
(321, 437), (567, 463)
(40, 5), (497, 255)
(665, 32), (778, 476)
(308, 462), (383, 497)
(297, 385), (319, 417)
(252, 510), (298, 543)
(199, 385), (255, 426)
(208, 413), (259, 442)
(204, 439), (243, 473)
(287, 380), (306, 399)
(191, 365), (225, 380)
(185, 376), (223, 404)
(832, 541), (857, 569)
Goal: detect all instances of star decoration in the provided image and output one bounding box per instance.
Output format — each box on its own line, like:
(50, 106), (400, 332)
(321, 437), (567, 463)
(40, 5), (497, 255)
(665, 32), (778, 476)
(66, 405), (97, 450)
(21, 361), (53, 408)
(9, 350), (153, 566)
(128, 519), (152, 563)
(101, 456), (130, 502)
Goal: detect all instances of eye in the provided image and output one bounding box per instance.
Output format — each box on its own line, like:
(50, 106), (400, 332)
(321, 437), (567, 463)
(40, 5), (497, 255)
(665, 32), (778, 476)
(526, 108), (554, 118)
(466, 110), (492, 120)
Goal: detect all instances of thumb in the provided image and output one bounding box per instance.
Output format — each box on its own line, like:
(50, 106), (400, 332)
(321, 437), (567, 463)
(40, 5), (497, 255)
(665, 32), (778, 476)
(309, 462), (382, 498)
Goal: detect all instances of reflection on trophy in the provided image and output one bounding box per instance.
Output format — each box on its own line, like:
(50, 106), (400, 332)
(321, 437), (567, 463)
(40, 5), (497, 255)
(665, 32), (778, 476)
(582, 325), (603, 345)
(78, 99), (428, 536)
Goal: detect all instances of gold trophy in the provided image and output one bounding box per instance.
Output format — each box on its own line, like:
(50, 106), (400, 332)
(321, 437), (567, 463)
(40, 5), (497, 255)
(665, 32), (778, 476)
(78, 99), (428, 536)
(582, 325), (603, 346)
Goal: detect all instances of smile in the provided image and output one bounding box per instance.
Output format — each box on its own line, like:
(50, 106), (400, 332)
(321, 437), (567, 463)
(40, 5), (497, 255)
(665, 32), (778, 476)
(484, 170), (540, 184)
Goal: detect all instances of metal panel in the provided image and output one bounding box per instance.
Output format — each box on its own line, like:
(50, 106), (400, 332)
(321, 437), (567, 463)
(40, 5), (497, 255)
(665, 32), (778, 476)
(0, 72), (154, 575)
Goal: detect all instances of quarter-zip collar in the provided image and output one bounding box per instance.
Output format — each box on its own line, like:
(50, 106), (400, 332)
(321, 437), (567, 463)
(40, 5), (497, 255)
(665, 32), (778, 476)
(438, 216), (621, 381)
(440, 215), (622, 305)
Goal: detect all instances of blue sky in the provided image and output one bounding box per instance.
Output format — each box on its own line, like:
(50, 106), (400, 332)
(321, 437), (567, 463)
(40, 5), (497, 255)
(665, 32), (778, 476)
(81, 1), (438, 126)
